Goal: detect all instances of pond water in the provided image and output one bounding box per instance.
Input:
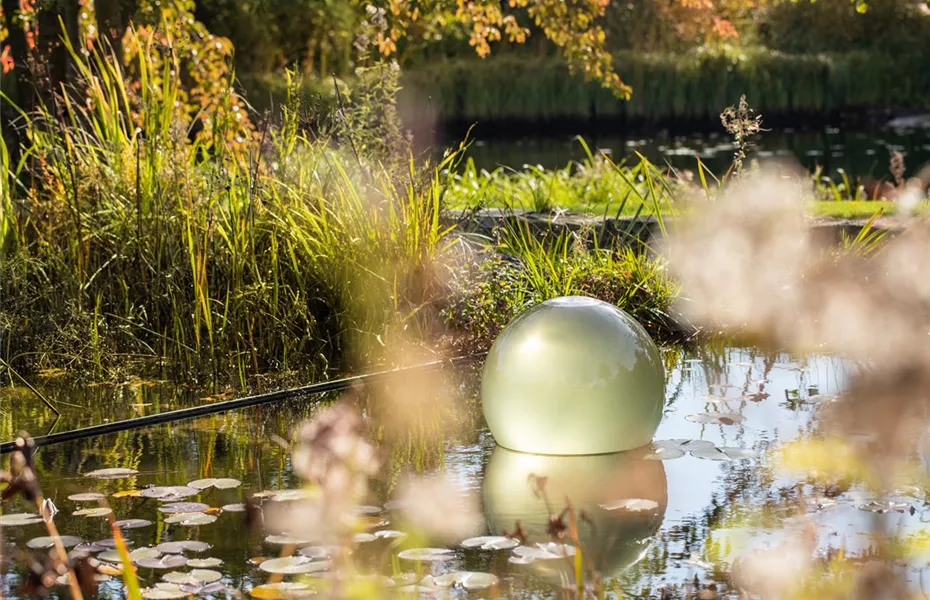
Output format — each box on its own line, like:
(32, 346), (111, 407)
(452, 125), (930, 181)
(2, 344), (930, 598)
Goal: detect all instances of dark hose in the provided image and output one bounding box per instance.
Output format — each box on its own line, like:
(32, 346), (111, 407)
(0, 354), (483, 454)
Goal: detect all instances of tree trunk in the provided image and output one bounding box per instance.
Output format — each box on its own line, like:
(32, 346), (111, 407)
(36, 0), (79, 105)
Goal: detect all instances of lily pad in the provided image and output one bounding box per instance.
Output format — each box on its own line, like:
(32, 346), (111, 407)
(187, 478), (242, 490)
(85, 468), (139, 479)
(73, 507), (113, 517)
(155, 541), (211, 554)
(686, 412), (745, 425)
(513, 543), (576, 560)
(352, 532), (377, 543)
(26, 535), (83, 549)
(264, 534), (311, 545)
(68, 492), (105, 502)
(162, 569), (222, 584)
(74, 542), (106, 553)
(93, 538), (122, 548)
(221, 503), (246, 512)
(115, 519), (153, 529)
(297, 546), (339, 559)
(397, 548), (455, 562)
(508, 555), (535, 565)
(186, 557), (223, 568)
(99, 547), (162, 563)
(141, 585), (187, 600)
(258, 556), (331, 574)
(461, 536), (518, 550)
(461, 572), (499, 590)
(0, 513), (44, 526)
(671, 439), (717, 450)
(158, 502), (209, 514)
(181, 582), (228, 595)
(136, 554), (189, 569)
(269, 490), (315, 502)
(141, 486), (199, 501)
(353, 505), (382, 515)
(600, 498), (660, 512)
(374, 530), (407, 540)
(163, 512), (216, 526)
(720, 447), (759, 460)
(249, 582), (313, 599)
(643, 447), (685, 460)
(690, 447), (730, 461)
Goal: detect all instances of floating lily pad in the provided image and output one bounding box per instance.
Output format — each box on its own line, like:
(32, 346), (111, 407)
(115, 519), (153, 529)
(258, 556), (331, 574)
(461, 536), (518, 550)
(686, 413), (745, 425)
(141, 486), (199, 501)
(690, 447), (730, 461)
(93, 538), (122, 548)
(155, 540), (211, 554)
(162, 569), (222, 584)
(97, 550), (123, 563)
(158, 502), (209, 514)
(73, 507), (113, 517)
(26, 535), (83, 549)
(0, 513), (44, 526)
(720, 447), (759, 460)
(374, 530), (407, 540)
(249, 582), (313, 599)
(352, 532), (376, 543)
(353, 505), (382, 515)
(85, 468), (139, 479)
(181, 582), (228, 595)
(297, 546), (339, 559)
(264, 534), (311, 546)
(130, 548), (163, 562)
(269, 490), (315, 502)
(508, 555), (535, 565)
(858, 500), (912, 514)
(600, 498), (661, 512)
(461, 572), (499, 590)
(186, 557), (223, 568)
(187, 478), (242, 490)
(74, 542), (106, 553)
(643, 447), (685, 460)
(141, 586), (187, 599)
(221, 503), (246, 512)
(672, 439), (717, 451)
(136, 554), (189, 569)
(68, 492), (105, 502)
(163, 512), (216, 526)
(397, 548), (455, 562)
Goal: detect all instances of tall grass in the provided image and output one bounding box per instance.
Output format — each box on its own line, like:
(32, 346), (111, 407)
(0, 35), (453, 383)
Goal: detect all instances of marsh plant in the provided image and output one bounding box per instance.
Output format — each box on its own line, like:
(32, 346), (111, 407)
(719, 95), (763, 177)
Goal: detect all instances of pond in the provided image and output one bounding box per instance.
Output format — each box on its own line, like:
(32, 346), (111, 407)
(2, 344), (930, 598)
(450, 125), (930, 181)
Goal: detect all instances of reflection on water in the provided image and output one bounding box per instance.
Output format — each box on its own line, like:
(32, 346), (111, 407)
(1, 345), (904, 599)
(451, 126), (930, 180)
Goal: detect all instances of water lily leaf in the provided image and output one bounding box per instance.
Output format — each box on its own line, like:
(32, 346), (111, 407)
(686, 413), (745, 425)
(163, 513), (216, 526)
(115, 519), (153, 529)
(508, 555), (535, 565)
(643, 447), (685, 460)
(461, 572), (499, 590)
(513, 543), (576, 560)
(258, 556), (331, 574)
(85, 468), (139, 479)
(720, 447), (759, 460)
(671, 439), (716, 450)
(92, 538), (122, 548)
(264, 534), (311, 545)
(221, 503), (246, 512)
(158, 502), (209, 514)
(599, 498), (660, 512)
(97, 550), (123, 563)
(373, 530), (407, 540)
(68, 492), (105, 502)
(130, 548), (163, 562)
(73, 507), (113, 517)
(74, 542), (106, 553)
(269, 489), (315, 502)
(185, 557), (223, 568)
(187, 478), (242, 490)
(432, 571), (469, 587)
(352, 532), (376, 543)
(141, 486), (199, 501)
(690, 447), (730, 461)
(156, 541), (211, 553)
(397, 548), (455, 562)
(136, 554), (189, 569)
(249, 582), (313, 599)
(162, 569), (222, 584)
(297, 546), (339, 559)
(357, 516), (389, 530)
(461, 536), (518, 550)
(353, 505), (382, 515)
(180, 582), (228, 595)
(141, 587), (187, 599)
(0, 513), (43, 526)
(27, 535), (83, 549)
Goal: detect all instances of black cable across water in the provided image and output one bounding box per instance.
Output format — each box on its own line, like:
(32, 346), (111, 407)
(0, 354), (483, 454)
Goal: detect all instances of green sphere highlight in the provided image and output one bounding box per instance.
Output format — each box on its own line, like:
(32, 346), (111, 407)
(481, 296), (665, 455)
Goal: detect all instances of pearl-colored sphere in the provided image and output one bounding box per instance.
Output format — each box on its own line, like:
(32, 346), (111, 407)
(481, 296), (665, 455)
(483, 446), (667, 582)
